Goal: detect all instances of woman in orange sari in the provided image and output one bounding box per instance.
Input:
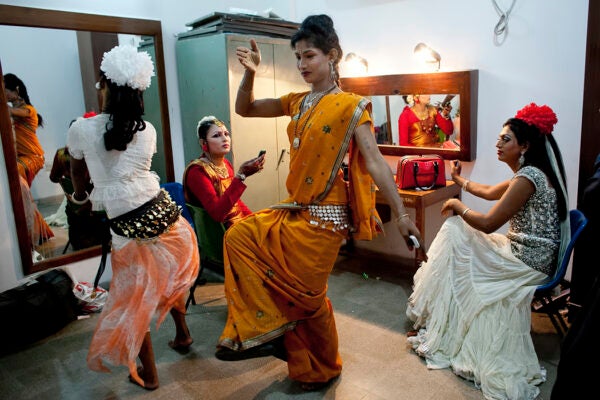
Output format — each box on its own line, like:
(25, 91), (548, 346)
(215, 14), (423, 391)
(3, 73), (54, 244)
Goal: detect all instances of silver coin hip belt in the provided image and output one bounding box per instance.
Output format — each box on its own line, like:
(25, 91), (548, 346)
(307, 204), (349, 232)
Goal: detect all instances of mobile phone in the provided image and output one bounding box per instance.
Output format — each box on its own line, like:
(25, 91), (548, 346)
(258, 149), (266, 157)
(409, 235), (420, 249)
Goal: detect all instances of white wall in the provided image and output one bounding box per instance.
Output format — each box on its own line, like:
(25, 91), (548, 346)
(0, 0), (589, 291)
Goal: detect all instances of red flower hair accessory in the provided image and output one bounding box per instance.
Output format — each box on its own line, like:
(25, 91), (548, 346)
(514, 103), (557, 135)
(83, 111), (97, 119)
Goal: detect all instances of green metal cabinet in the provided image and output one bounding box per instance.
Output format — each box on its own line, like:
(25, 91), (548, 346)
(176, 32), (306, 211)
(139, 37), (167, 183)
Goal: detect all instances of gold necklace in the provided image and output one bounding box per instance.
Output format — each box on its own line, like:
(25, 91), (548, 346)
(293, 85), (337, 149)
(203, 155), (229, 178)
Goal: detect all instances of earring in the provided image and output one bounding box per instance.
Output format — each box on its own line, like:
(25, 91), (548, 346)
(202, 143), (208, 152)
(329, 61), (335, 83)
(518, 152), (525, 167)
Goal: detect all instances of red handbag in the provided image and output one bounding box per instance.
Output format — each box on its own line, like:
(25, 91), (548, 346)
(396, 155), (446, 190)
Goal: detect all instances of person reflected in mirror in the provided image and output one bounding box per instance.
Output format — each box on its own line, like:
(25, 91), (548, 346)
(183, 115), (264, 228)
(398, 93), (453, 147)
(406, 103), (569, 399)
(67, 45), (199, 391)
(49, 111), (109, 251)
(216, 14), (422, 392)
(3, 73), (54, 245)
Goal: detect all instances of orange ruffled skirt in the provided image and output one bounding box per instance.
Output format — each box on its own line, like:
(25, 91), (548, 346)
(87, 217), (199, 383)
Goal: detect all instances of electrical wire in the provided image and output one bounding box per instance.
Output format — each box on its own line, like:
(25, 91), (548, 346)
(492, 0), (516, 38)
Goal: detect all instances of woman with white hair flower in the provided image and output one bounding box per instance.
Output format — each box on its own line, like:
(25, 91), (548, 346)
(67, 44), (199, 391)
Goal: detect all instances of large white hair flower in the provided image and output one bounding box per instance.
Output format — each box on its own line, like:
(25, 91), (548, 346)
(405, 95), (415, 107)
(100, 45), (155, 91)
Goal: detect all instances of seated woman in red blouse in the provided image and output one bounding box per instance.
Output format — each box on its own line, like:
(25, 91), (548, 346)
(183, 115), (265, 228)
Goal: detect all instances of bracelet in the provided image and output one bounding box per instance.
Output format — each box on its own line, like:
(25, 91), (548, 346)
(394, 213), (410, 223)
(70, 191), (90, 205)
(462, 208), (471, 217)
(236, 172), (246, 181)
(463, 180), (470, 192)
(238, 87), (252, 94)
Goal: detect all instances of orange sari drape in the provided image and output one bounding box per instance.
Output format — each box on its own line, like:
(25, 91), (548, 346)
(12, 104), (53, 242)
(218, 92), (380, 383)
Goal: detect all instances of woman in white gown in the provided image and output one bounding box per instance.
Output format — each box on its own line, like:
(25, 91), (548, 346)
(406, 103), (569, 400)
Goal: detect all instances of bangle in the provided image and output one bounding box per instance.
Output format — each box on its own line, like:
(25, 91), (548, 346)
(236, 172), (246, 181)
(71, 191), (90, 205)
(238, 87), (252, 94)
(463, 180), (470, 192)
(462, 208), (471, 217)
(394, 213), (410, 223)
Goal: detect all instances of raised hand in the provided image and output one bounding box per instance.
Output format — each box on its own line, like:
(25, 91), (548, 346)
(236, 39), (261, 72)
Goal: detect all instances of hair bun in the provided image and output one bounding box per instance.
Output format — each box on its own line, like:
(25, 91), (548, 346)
(514, 103), (558, 135)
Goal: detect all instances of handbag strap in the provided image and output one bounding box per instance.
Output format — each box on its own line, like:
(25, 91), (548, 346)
(412, 160), (439, 191)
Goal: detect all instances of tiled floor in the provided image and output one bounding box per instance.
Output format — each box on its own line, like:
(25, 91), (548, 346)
(0, 254), (562, 399)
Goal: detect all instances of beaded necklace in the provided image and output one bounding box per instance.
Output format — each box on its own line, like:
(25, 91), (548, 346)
(292, 85), (337, 150)
(203, 155), (229, 178)
(412, 106), (435, 135)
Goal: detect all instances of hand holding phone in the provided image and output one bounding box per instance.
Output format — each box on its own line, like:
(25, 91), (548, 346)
(409, 235), (420, 249)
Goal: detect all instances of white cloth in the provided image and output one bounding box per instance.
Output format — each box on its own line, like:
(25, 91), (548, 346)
(406, 217), (548, 400)
(45, 196), (68, 227)
(66, 113), (159, 218)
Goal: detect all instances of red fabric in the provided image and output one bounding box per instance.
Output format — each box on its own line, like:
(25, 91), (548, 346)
(184, 160), (251, 224)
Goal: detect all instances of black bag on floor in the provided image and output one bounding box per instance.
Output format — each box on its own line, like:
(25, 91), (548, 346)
(0, 269), (79, 355)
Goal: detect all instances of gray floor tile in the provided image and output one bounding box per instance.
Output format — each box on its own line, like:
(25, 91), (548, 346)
(0, 255), (562, 399)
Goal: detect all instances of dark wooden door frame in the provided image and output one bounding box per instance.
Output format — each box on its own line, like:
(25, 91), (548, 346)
(578, 1), (599, 204)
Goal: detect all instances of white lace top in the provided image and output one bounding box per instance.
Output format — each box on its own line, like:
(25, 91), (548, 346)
(67, 113), (160, 219)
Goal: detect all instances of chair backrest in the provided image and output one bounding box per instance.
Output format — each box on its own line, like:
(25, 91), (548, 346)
(186, 202), (226, 266)
(536, 209), (588, 292)
(160, 182), (194, 228)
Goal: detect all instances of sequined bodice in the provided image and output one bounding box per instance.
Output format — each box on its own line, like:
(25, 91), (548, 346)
(506, 166), (559, 275)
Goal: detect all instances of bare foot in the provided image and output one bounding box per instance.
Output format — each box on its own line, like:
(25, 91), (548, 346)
(128, 366), (159, 391)
(299, 376), (339, 391)
(168, 338), (193, 354)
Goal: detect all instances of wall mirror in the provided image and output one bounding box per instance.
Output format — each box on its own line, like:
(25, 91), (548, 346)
(0, 5), (174, 275)
(340, 70), (478, 161)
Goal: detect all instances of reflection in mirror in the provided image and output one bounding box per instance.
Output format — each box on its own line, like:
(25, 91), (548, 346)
(0, 5), (173, 275)
(340, 70), (478, 161)
(370, 94), (461, 148)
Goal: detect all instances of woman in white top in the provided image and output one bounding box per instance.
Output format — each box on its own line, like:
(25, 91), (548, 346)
(67, 45), (199, 391)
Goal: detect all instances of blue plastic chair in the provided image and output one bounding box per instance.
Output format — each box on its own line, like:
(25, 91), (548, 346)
(160, 182), (206, 308)
(160, 182), (194, 228)
(532, 209), (588, 337)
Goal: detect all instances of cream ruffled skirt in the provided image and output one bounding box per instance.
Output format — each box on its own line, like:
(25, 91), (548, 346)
(406, 216), (549, 400)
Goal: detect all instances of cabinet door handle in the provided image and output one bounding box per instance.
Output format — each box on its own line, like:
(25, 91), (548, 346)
(276, 148), (287, 170)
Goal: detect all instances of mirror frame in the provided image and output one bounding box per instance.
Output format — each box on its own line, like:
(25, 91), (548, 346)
(0, 5), (174, 275)
(340, 70), (478, 161)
